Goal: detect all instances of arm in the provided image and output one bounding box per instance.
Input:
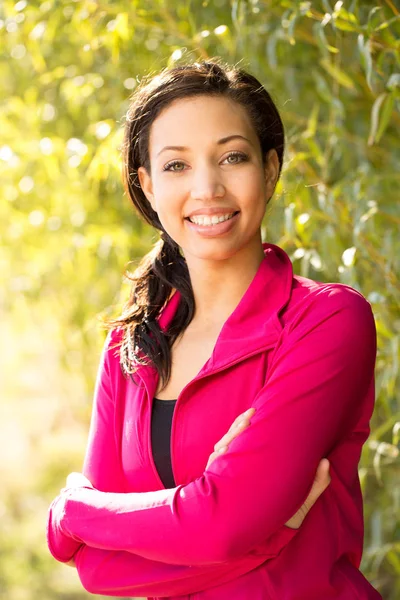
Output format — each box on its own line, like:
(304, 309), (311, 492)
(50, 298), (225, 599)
(49, 287), (376, 566)
(73, 543), (275, 597)
(46, 331), (118, 564)
(47, 331), (298, 594)
(70, 460), (329, 596)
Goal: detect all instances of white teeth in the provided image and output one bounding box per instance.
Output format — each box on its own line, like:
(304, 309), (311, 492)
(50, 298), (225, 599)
(188, 212), (236, 226)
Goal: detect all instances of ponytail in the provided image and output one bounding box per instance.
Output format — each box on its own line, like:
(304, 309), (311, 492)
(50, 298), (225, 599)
(106, 232), (194, 391)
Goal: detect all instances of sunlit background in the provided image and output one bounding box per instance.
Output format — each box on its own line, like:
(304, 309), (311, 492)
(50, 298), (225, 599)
(1, 1), (399, 598)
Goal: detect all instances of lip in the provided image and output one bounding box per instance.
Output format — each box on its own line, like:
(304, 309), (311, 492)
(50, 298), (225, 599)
(185, 207), (239, 218)
(184, 211), (240, 238)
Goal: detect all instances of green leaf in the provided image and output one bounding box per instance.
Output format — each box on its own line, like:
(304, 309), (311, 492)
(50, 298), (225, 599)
(315, 22), (339, 54)
(320, 58), (356, 90)
(331, 18), (357, 32)
(374, 15), (400, 32)
(303, 102), (320, 138)
(334, 6), (358, 24)
(368, 92), (395, 145)
(266, 31), (279, 69)
(367, 6), (382, 34)
(332, 7), (359, 32)
(287, 14), (297, 46)
(357, 34), (374, 92)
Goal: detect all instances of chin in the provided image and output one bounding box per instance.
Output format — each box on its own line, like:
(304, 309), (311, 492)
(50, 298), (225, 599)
(182, 240), (245, 263)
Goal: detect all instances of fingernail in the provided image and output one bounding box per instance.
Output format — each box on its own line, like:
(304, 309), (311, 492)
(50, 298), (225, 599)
(218, 446), (228, 453)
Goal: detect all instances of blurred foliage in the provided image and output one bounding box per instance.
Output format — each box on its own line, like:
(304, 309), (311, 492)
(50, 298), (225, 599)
(0, 0), (399, 598)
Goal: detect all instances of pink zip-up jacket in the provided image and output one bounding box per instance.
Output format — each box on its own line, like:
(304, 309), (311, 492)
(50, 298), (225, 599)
(47, 242), (382, 599)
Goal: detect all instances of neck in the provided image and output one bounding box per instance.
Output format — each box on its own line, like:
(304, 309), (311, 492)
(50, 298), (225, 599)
(183, 239), (266, 331)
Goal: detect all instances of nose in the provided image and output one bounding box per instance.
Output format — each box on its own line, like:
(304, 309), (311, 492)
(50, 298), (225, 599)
(189, 163), (226, 202)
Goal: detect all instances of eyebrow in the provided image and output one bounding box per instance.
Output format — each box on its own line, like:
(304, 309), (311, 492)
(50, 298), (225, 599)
(156, 134), (253, 157)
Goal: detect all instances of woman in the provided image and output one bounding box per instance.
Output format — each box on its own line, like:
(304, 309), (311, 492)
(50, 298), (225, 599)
(47, 60), (381, 599)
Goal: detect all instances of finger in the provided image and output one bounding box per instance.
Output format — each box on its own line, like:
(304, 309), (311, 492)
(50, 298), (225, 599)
(304, 460), (331, 508)
(214, 419), (249, 450)
(206, 445), (228, 469)
(215, 409), (255, 450)
(228, 408), (256, 433)
(212, 408), (256, 457)
(314, 458), (331, 488)
(206, 451), (219, 469)
(214, 419), (250, 451)
(66, 472), (93, 489)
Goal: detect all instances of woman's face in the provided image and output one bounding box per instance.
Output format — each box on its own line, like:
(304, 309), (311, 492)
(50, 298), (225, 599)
(138, 95), (279, 264)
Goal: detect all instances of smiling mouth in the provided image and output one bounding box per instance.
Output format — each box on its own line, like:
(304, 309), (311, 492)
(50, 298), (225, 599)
(185, 211), (240, 226)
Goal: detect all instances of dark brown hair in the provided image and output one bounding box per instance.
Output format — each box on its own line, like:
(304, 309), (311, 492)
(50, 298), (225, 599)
(106, 59), (285, 390)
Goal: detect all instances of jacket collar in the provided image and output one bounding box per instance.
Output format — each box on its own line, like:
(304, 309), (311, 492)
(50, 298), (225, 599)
(155, 242), (293, 375)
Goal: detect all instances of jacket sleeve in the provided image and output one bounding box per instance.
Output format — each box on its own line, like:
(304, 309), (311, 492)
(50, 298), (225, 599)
(48, 286), (377, 566)
(73, 542), (282, 597)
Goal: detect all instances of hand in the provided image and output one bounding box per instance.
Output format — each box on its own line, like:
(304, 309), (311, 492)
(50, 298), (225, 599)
(60, 472), (94, 495)
(284, 458), (330, 529)
(206, 408), (331, 529)
(65, 472), (93, 489)
(206, 408), (256, 469)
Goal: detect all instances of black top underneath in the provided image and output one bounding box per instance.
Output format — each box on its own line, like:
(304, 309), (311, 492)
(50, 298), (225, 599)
(150, 397), (177, 489)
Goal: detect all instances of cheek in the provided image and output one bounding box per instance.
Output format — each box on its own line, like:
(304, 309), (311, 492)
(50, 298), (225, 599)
(233, 164), (265, 193)
(152, 181), (182, 216)
(152, 189), (186, 240)
(238, 176), (266, 212)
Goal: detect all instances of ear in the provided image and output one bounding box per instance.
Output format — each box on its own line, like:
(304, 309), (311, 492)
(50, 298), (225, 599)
(264, 149), (280, 197)
(137, 166), (156, 212)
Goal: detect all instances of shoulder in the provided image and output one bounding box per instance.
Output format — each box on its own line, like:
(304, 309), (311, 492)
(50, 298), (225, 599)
(290, 272), (373, 313)
(266, 243), (374, 331)
(284, 274), (375, 339)
(293, 273), (369, 303)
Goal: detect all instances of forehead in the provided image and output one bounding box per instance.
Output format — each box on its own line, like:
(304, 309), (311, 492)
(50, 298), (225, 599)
(148, 95), (257, 152)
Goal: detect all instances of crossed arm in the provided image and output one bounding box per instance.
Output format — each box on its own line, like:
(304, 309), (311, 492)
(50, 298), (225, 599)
(47, 287), (376, 595)
(56, 438), (329, 597)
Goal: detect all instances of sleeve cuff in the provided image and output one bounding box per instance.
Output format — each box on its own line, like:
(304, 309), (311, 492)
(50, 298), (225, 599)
(46, 494), (82, 563)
